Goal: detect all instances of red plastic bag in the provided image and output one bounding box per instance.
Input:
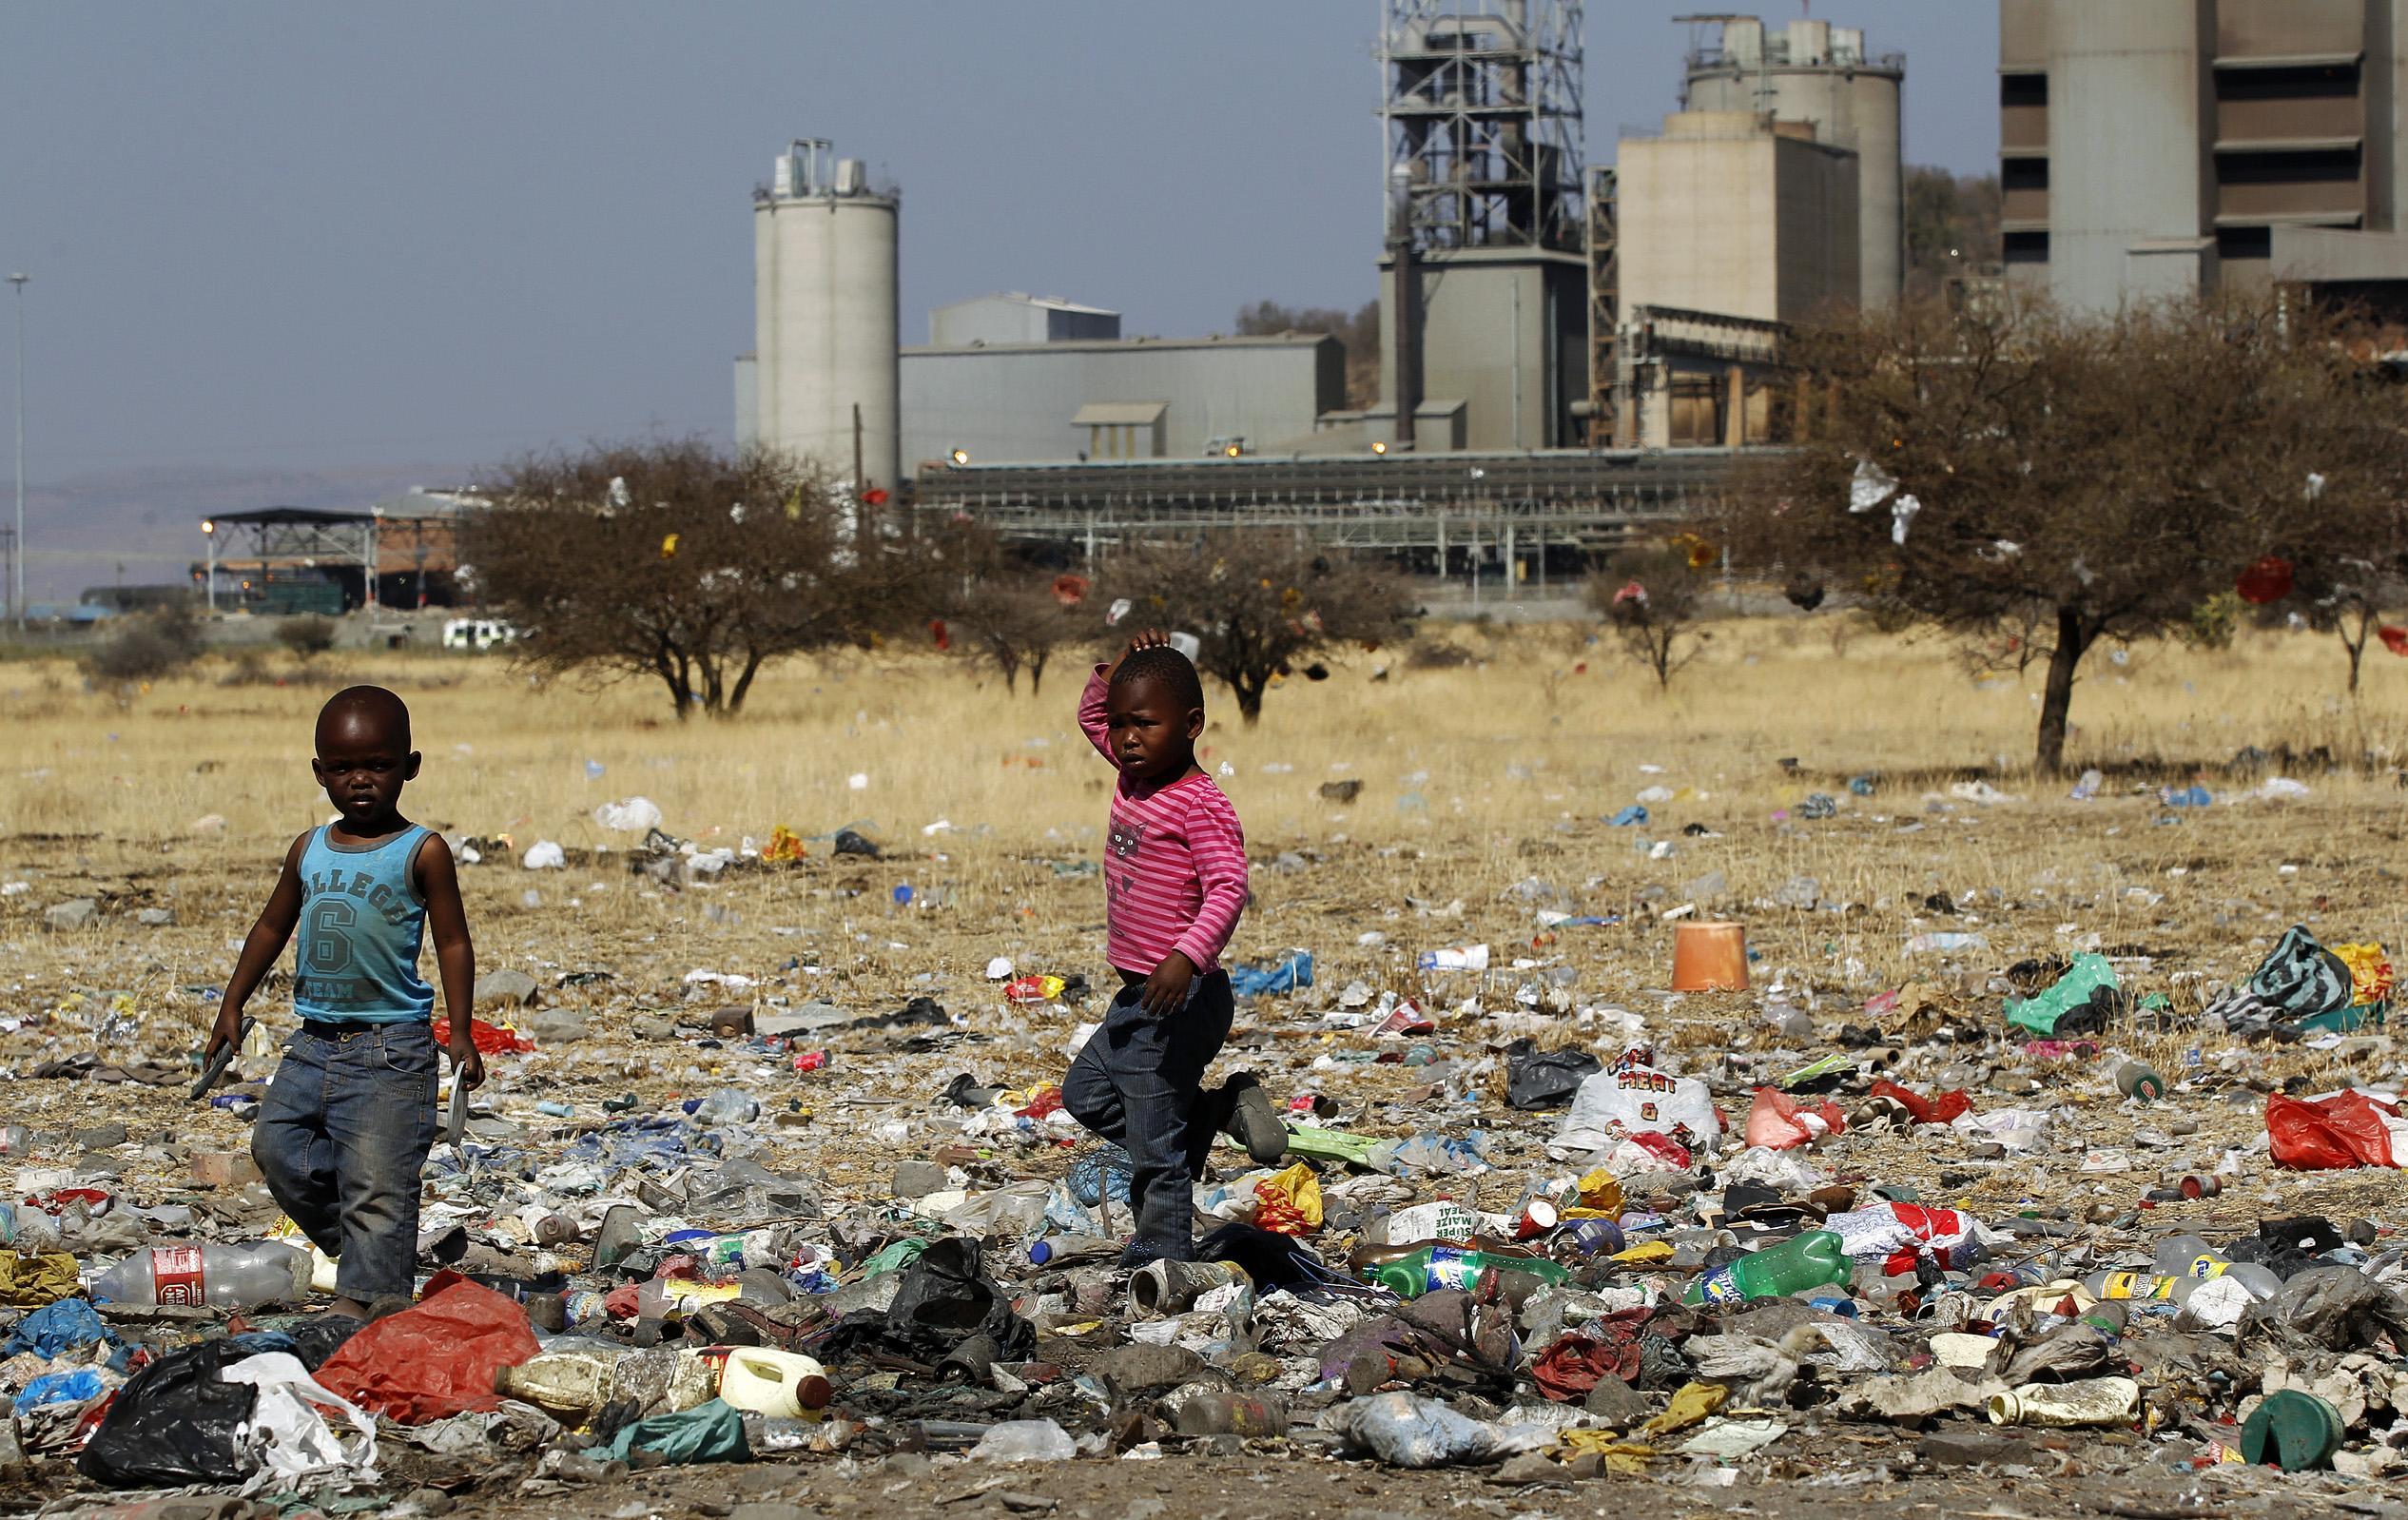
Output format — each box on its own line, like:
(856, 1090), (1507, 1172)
(2236, 555), (2295, 604)
(1868, 1079), (1971, 1126)
(1743, 1087), (1846, 1150)
(2267, 1091), (2403, 1170)
(461, 1018), (534, 1056)
(313, 1280), (538, 1424)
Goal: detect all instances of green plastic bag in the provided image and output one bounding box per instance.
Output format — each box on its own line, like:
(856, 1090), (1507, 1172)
(2006, 953), (2116, 1037)
(585, 1398), (749, 1465)
(1281, 1125), (1377, 1168)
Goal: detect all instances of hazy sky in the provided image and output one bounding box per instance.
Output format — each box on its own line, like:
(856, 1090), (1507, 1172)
(2, 1), (1996, 486)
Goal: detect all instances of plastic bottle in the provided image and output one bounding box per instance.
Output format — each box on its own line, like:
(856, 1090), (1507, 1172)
(89, 1241), (310, 1309)
(1026, 1234), (1120, 1268)
(2152, 1235), (2282, 1298)
(1172, 1392), (1291, 1437)
(2113, 1061), (2166, 1101)
(1349, 1237), (1538, 1274)
(1362, 1246), (1571, 1302)
(2082, 1270), (2179, 1302)
(1987, 1375), (2141, 1428)
(708, 1347), (832, 1419)
(1683, 1231), (1852, 1306)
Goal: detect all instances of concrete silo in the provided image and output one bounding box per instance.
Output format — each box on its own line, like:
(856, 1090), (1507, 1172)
(751, 140), (900, 491)
(1682, 16), (1905, 308)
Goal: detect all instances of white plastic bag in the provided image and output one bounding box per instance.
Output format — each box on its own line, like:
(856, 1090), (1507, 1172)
(520, 840), (565, 869)
(591, 796), (662, 833)
(223, 1351), (378, 1485)
(1552, 1062), (1718, 1155)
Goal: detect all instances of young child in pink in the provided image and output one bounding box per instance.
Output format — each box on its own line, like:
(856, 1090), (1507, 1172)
(1060, 630), (1285, 1265)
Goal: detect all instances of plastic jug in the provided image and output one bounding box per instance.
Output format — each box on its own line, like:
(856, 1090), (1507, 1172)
(709, 1348), (832, 1420)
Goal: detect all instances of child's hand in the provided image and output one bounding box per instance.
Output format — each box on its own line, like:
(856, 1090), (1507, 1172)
(1126, 628), (1170, 656)
(204, 1007), (243, 1062)
(448, 1037), (486, 1090)
(1138, 950), (1196, 1016)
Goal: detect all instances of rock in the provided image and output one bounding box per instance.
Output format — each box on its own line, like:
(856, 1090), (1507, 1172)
(0, 1411), (25, 1478)
(190, 1150), (262, 1187)
(730, 1507), (813, 1520)
(1583, 1375), (1650, 1427)
(1773, 875), (1822, 910)
(1088, 1342), (1204, 1393)
(404, 1486), (456, 1516)
(1319, 779), (1365, 805)
(891, 1159), (950, 1200)
(43, 898), (98, 932)
(136, 906), (177, 927)
(525, 1009), (590, 1044)
(1490, 1452), (1567, 1487)
(1917, 1429), (2021, 1468)
(634, 1017), (678, 1042)
(474, 968), (539, 1007)
(73, 1122), (129, 1151)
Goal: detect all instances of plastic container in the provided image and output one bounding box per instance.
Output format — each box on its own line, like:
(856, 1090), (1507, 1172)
(1172, 1392), (1290, 1437)
(2113, 1061), (2166, 1101)
(1670, 921), (1749, 992)
(89, 1241), (310, 1310)
(701, 1347), (831, 1419)
(1026, 1234), (1119, 1268)
(1558, 1218), (1626, 1258)
(2152, 1235), (2282, 1298)
(2083, 1270), (2179, 1301)
(1987, 1376), (2141, 1428)
(1683, 1231), (1852, 1306)
(1365, 1246), (1571, 1302)
(2242, 1390), (2344, 1471)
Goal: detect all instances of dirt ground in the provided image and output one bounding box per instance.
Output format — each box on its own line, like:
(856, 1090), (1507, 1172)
(6, 623), (2408, 1515)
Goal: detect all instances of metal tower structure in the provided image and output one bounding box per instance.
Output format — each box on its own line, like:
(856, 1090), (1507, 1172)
(1378, 1), (1586, 254)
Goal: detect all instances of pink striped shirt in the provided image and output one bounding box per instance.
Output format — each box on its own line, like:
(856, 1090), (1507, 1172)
(1079, 665), (1250, 976)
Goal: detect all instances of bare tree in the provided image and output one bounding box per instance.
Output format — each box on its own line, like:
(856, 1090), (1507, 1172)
(958, 579), (1081, 696)
(464, 438), (932, 720)
(1589, 543), (1707, 689)
(1100, 533), (1414, 724)
(1726, 295), (2408, 772)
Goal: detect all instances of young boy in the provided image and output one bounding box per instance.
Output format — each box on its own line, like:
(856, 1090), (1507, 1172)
(206, 685), (483, 1318)
(1062, 631), (1285, 1266)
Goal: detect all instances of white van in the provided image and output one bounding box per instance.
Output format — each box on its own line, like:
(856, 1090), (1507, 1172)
(441, 617), (517, 652)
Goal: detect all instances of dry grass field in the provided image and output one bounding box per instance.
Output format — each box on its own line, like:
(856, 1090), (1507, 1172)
(5, 611), (2408, 1511)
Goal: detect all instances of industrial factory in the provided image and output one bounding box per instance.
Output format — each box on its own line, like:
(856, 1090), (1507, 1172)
(732, 2), (1911, 543)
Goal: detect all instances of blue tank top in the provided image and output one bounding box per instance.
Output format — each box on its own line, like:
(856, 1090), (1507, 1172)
(293, 825), (434, 1023)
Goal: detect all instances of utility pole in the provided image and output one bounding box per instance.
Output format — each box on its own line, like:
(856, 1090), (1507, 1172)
(9, 272), (27, 631)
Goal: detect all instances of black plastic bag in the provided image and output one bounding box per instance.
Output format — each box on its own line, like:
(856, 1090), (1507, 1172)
(829, 1237), (1035, 1367)
(1504, 1039), (1602, 1111)
(78, 1340), (257, 1489)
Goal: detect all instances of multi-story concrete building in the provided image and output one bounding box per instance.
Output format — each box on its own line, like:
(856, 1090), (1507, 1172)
(2001, 0), (2408, 311)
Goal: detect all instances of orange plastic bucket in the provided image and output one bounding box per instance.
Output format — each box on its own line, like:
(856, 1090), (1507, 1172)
(1671, 921), (1749, 991)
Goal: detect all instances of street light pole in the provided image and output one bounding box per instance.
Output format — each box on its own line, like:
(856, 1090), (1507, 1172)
(9, 272), (27, 632)
(202, 519), (217, 615)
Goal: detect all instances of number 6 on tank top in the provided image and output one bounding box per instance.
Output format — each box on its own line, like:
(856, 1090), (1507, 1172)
(306, 898), (358, 975)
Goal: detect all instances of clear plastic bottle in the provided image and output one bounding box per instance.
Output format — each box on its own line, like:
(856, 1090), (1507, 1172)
(90, 1241), (310, 1309)
(2152, 1234), (2281, 1297)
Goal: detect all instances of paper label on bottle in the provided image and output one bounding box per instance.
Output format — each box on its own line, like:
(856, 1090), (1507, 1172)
(151, 1245), (205, 1306)
(1696, 1267), (1742, 1303)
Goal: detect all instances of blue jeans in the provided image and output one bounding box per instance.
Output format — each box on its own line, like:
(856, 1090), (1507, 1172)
(251, 1021), (439, 1302)
(1060, 971), (1233, 1259)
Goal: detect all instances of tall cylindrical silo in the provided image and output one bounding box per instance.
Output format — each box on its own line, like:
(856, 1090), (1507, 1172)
(752, 141), (902, 491)
(1684, 18), (1905, 308)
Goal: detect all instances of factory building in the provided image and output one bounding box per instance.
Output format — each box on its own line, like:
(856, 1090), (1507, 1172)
(1680, 15), (1905, 310)
(1618, 110), (1862, 324)
(738, 140), (902, 491)
(2001, 0), (2408, 313)
(1370, 1), (1591, 453)
(929, 293), (1120, 346)
(899, 332), (1344, 468)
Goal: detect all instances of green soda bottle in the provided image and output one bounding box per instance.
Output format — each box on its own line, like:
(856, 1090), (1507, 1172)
(1365, 1246), (1571, 1301)
(1682, 1230), (1852, 1305)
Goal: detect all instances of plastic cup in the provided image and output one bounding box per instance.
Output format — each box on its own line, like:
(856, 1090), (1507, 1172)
(1671, 921), (1750, 992)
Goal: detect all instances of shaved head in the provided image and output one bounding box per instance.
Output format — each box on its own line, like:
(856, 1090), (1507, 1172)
(316, 685), (412, 752)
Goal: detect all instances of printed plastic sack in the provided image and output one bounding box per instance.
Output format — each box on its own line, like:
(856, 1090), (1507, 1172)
(1253, 1162), (1324, 1236)
(2267, 1090), (2408, 1170)
(1553, 1062), (1719, 1156)
(1742, 1087), (1846, 1150)
(313, 1279), (538, 1424)
(78, 1340), (256, 1489)
(224, 1351), (379, 1483)
(1825, 1202), (1987, 1274)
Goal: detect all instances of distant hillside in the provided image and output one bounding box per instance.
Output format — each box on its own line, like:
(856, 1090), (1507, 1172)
(17, 461), (467, 602)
